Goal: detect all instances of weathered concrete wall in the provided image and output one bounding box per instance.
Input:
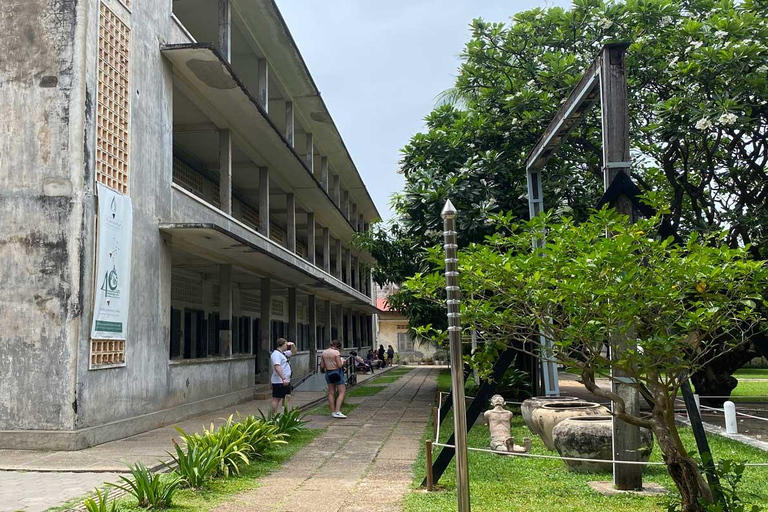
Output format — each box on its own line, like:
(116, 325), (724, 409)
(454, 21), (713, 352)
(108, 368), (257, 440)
(378, 315), (435, 362)
(0, 0), (87, 430)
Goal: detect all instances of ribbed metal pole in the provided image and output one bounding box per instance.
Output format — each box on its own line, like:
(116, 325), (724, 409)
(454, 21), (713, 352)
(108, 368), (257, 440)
(442, 199), (471, 512)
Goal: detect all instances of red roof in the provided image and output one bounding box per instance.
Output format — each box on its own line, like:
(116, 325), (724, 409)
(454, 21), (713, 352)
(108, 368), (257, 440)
(376, 298), (391, 312)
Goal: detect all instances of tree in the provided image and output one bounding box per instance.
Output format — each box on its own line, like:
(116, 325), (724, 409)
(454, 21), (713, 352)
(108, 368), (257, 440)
(406, 208), (768, 511)
(371, 0), (768, 397)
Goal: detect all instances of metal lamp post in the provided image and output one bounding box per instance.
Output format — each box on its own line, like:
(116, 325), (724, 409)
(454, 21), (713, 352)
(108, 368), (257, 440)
(442, 199), (471, 512)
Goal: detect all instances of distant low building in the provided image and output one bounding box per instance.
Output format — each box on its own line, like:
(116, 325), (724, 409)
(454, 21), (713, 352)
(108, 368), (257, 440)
(375, 285), (437, 363)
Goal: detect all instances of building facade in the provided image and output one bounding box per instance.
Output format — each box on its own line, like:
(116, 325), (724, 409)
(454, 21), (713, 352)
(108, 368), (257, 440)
(375, 284), (436, 363)
(0, 0), (378, 450)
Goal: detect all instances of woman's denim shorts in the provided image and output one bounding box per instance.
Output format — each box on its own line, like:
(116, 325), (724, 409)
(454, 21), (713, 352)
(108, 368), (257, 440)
(325, 369), (346, 385)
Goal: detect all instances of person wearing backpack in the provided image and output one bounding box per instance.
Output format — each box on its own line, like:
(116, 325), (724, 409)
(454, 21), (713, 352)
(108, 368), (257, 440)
(321, 339), (347, 418)
(271, 338), (295, 416)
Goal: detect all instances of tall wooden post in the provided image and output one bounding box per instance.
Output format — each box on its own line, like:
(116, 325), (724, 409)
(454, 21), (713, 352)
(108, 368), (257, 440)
(600, 42), (643, 491)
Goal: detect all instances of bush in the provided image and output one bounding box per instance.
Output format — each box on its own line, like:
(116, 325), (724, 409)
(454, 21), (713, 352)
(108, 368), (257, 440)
(165, 439), (219, 489)
(108, 462), (182, 509)
(176, 416), (250, 478)
(238, 413), (287, 455)
(258, 408), (307, 438)
(83, 488), (117, 512)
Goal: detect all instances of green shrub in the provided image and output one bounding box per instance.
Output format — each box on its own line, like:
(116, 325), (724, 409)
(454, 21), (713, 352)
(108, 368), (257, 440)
(83, 488), (117, 512)
(108, 462), (183, 508)
(258, 408), (307, 438)
(237, 413), (287, 455)
(176, 417), (251, 478)
(165, 439), (219, 489)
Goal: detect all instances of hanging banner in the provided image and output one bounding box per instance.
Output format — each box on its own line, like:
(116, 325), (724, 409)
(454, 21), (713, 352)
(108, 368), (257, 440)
(91, 183), (133, 340)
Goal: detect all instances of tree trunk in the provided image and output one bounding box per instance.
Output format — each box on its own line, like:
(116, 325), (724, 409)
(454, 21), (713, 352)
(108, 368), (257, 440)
(691, 340), (759, 407)
(652, 407), (713, 512)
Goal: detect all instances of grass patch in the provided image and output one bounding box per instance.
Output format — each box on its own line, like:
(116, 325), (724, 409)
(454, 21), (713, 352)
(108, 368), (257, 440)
(347, 385), (386, 398)
(405, 372), (768, 512)
(62, 429), (324, 512)
(734, 367), (768, 380)
(732, 380), (768, 401)
(436, 370), (452, 393)
(371, 375), (402, 384)
(307, 402), (358, 416)
(389, 367), (413, 375)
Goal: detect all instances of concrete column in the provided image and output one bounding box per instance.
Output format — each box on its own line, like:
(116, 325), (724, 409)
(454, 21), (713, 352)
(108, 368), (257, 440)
(285, 101), (294, 147)
(342, 190), (349, 219)
(338, 304), (345, 346)
(320, 156), (329, 191)
(305, 133), (314, 172)
(335, 239), (343, 280)
(258, 167), (269, 237)
(351, 203), (358, 231)
(354, 257), (360, 291)
(359, 215), (365, 234)
(288, 287), (297, 342)
(306, 212), (316, 265)
(217, 0), (231, 61)
(258, 59), (268, 112)
(219, 264), (233, 357)
(286, 193), (296, 252)
(258, 277), (272, 382)
(322, 227), (331, 273)
(345, 308), (353, 349)
(308, 294), (317, 370)
(345, 247), (352, 285)
(332, 175), (340, 205)
(324, 299), (332, 348)
(219, 130), (232, 214)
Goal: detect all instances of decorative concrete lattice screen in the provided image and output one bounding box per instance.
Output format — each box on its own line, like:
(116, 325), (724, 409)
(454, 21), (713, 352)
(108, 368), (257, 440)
(212, 283), (221, 308)
(241, 290), (261, 313)
(173, 157), (204, 196)
(240, 203), (260, 231)
(272, 297), (286, 320)
(171, 273), (202, 305)
(212, 183), (221, 209)
(96, 2), (131, 194)
(91, 339), (126, 367)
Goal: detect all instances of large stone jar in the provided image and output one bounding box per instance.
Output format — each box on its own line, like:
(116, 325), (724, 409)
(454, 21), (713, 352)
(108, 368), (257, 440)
(521, 396), (581, 435)
(552, 415), (654, 472)
(532, 401), (609, 450)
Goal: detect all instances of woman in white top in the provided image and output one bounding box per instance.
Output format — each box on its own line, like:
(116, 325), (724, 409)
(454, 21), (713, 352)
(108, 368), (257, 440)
(321, 339), (347, 419)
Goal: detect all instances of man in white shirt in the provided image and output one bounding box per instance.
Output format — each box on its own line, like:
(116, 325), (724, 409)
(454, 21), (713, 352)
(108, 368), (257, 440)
(271, 338), (295, 416)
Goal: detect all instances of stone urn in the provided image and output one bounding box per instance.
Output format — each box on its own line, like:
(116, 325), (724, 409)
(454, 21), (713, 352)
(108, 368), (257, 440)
(552, 415), (654, 472)
(521, 396), (581, 436)
(532, 401), (609, 450)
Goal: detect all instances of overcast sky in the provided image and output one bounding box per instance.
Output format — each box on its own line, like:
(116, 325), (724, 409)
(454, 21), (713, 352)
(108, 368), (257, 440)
(275, 0), (572, 221)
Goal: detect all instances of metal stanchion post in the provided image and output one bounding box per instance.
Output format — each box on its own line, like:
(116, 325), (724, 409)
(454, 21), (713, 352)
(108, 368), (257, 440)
(442, 199), (471, 512)
(426, 439), (434, 491)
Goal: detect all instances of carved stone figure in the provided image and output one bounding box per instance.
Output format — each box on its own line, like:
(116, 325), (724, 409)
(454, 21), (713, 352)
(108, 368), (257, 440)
(484, 394), (531, 453)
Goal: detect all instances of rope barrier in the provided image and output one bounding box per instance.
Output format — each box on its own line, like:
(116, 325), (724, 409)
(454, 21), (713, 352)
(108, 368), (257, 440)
(430, 442), (768, 467)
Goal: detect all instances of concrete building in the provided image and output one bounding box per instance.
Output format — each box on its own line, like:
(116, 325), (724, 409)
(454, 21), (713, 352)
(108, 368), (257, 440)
(0, 0), (379, 450)
(375, 284), (437, 363)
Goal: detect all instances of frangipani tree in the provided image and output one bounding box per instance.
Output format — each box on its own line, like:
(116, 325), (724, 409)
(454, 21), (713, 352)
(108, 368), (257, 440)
(405, 208), (767, 511)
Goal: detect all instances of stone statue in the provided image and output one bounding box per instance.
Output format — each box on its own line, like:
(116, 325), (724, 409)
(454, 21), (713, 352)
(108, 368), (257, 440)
(484, 394), (531, 453)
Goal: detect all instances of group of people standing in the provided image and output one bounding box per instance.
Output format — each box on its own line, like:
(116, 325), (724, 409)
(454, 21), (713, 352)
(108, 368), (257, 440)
(269, 338), (397, 420)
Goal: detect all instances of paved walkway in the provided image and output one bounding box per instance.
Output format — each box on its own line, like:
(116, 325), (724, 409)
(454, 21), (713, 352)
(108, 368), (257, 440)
(0, 367), (403, 512)
(214, 367), (438, 512)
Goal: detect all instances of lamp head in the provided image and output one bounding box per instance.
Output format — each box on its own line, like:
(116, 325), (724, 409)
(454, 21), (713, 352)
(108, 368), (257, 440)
(441, 199), (457, 220)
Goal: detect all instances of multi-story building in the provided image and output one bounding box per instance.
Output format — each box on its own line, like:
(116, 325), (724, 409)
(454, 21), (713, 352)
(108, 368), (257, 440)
(0, 0), (379, 450)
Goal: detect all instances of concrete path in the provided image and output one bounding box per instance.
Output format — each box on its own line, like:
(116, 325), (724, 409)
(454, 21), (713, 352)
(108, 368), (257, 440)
(214, 367), (438, 512)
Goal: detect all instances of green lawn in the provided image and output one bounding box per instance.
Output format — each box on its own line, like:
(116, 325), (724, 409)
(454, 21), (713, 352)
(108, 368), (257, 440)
(56, 429), (324, 512)
(734, 367), (768, 380)
(371, 375), (403, 384)
(347, 385), (386, 398)
(404, 372), (768, 512)
(307, 402), (358, 416)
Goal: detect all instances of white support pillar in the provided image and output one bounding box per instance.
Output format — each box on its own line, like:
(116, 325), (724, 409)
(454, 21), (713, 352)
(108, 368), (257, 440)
(308, 294), (317, 370)
(322, 227), (331, 273)
(258, 277), (272, 382)
(217, 0), (231, 62)
(257, 59), (269, 112)
(324, 299), (332, 348)
(345, 308), (353, 349)
(351, 203), (358, 231)
(335, 238), (342, 280)
(342, 190), (349, 219)
(306, 212), (316, 265)
(286, 193), (296, 252)
(359, 215), (365, 234)
(258, 167), (269, 237)
(288, 287), (297, 343)
(219, 264), (233, 357)
(305, 132), (314, 172)
(353, 256), (360, 291)
(285, 101), (294, 147)
(320, 156), (329, 191)
(332, 175), (340, 205)
(219, 130), (232, 214)
(345, 247), (352, 285)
